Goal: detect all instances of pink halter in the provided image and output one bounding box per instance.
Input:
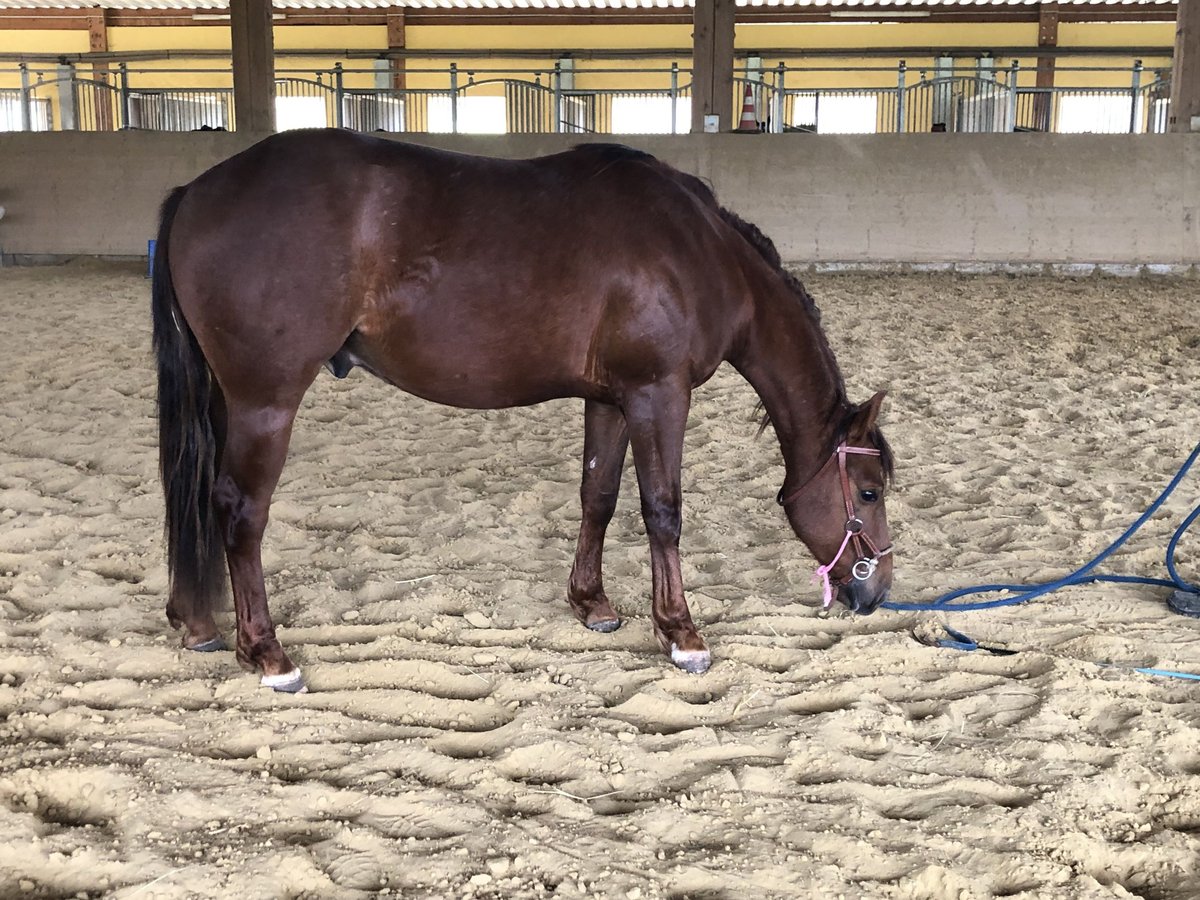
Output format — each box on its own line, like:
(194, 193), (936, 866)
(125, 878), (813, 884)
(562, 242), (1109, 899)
(777, 443), (893, 608)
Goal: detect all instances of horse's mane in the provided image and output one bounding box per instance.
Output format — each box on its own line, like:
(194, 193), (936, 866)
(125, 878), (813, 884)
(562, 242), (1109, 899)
(722, 209), (894, 481)
(712, 206), (823, 323)
(703, 199), (852, 446)
(667, 163), (892, 481)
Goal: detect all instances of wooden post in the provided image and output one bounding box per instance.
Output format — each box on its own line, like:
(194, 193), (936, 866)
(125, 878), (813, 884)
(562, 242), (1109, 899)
(87, 9), (112, 131)
(1034, 2), (1058, 132)
(387, 11), (406, 91)
(231, 0), (275, 133)
(1171, 0), (1200, 132)
(691, 0), (735, 133)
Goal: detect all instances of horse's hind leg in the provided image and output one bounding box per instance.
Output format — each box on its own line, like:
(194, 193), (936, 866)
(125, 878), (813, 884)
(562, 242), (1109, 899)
(166, 594), (224, 651)
(214, 399), (305, 692)
(568, 400), (628, 632)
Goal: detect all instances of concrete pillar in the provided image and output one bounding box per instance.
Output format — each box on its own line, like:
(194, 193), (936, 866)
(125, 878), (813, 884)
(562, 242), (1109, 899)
(691, 0), (735, 133)
(57, 63), (77, 130)
(231, 0), (275, 133)
(1171, 0), (1200, 132)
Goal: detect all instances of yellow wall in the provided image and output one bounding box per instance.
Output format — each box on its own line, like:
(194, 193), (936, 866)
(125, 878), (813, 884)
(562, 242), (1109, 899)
(108, 25), (228, 53)
(411, 24), (686, 51)
(1060, 22), (1175, 47)
(0, 29), (88, 93)
(738, 22), (1036, 52)
(0, 28), (89, 54)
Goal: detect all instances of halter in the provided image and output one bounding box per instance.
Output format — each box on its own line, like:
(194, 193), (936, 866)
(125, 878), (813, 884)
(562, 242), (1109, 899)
(776, 442), (893, 609)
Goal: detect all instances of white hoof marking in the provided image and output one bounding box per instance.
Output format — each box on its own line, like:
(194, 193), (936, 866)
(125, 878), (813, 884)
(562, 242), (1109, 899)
(261, 669), (307, 694)
(670, 644), (712, 675)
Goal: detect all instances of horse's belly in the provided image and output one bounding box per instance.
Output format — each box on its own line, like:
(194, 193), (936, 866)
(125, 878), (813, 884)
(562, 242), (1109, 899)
(339, 328), (595, 410)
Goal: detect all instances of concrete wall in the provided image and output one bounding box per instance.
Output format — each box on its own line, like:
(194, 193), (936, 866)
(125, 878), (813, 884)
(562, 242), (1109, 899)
(1, 131), (1198, 266)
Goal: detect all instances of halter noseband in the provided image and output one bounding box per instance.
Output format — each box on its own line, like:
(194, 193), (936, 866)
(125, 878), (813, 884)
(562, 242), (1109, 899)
(776, 443), (893, 609)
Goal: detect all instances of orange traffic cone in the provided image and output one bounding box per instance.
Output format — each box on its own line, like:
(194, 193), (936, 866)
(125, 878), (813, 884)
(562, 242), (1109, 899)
(736, 83), (759, 132)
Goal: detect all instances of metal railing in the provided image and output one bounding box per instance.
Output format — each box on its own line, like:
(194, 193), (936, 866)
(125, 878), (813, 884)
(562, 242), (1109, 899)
(740, 60), (1170, 135)
(0, 59), (1170, 136)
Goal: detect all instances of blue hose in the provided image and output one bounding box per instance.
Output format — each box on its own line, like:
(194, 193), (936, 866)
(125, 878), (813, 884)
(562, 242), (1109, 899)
(882, 441), (1200, 613)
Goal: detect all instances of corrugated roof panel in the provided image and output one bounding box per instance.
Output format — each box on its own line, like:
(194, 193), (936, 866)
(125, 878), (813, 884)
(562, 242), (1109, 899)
(0, 0), (1178, 8)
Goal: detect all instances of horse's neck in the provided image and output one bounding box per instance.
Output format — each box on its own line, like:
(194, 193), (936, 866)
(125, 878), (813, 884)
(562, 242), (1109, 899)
(731, 282), (847, 484)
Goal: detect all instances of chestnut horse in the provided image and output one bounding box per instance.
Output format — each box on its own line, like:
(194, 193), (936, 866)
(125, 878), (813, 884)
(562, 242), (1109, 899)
(152, 130), (893, 693)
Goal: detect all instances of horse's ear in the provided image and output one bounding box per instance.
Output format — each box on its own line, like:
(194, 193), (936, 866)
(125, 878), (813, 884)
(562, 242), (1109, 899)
(848, 391), (886, 440)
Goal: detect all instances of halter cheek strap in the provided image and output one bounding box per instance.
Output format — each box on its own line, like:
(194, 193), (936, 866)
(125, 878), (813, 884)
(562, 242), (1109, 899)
(777, 443), (893, 609)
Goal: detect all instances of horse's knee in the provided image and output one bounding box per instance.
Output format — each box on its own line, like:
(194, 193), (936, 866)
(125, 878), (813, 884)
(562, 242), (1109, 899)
(641, 495), (681, 543)
(582, 486), (620, 523)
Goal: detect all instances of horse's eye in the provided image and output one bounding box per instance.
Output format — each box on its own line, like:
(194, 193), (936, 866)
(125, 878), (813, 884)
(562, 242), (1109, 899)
(860, 489), (880, 503)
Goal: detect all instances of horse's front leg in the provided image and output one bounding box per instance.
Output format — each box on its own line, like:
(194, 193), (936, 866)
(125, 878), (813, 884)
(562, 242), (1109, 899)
(567, 400), (629, 632)
(213, 400), (306, 693)
(624, 382), (710, 674)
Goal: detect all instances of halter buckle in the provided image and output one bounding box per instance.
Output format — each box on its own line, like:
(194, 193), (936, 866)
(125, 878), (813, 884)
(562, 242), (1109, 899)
(845, 517), (864, 535)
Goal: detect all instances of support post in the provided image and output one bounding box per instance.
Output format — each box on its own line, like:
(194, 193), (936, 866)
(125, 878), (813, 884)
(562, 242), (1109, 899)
(57, 63), (77, 130)
(774, 61), (785, 133)
(670, 61), (679, 134)
(896, 60), (906, 132)
(1007, 59), (1020, 132)
(387, 11), (406, 91)
(1130, 60), (1143, 133)
(87, 8), (113, 131)
(18, 63), (31, 131)
(118, 62), (129, 129)
(1170, 0), (1200, 132)
(691, 0), (735, 132)
(230, 0), (275, 133)
(334, 62), (344, 128)
(449, 62), (458, 134)
(1034, 2), (1058, 131)
(553, 62), (562, 133)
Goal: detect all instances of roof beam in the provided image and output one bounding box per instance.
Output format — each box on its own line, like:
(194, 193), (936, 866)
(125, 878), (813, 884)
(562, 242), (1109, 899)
(1, 45), (1176, 66)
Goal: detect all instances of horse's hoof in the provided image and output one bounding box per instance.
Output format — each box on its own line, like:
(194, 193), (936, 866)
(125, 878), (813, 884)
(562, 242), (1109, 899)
(187, 637), (228, 653)
(587, 618), (621, 633)
(261, 669), (308, 694)
(670, 644), (712, 675)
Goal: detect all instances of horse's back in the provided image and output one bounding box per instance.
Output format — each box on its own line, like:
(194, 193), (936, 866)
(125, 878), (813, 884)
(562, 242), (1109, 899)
(166, 130), (754, 409)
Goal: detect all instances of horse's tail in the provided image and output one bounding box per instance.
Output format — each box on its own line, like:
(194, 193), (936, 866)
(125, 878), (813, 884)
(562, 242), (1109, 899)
(151, 186), (227, 621)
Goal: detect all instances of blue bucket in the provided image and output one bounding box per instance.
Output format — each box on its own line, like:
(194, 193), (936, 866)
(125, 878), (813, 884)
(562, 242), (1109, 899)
(147, 239), (156, 279)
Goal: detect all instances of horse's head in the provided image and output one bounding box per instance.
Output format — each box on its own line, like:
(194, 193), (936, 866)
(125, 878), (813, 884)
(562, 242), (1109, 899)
(779, 391), (893, 614)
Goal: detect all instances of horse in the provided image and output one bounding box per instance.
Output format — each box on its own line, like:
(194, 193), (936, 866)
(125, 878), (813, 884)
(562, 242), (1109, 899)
(152, 129), (894, 693)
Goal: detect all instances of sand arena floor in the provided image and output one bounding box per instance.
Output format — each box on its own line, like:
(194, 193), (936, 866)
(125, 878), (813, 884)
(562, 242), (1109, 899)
(0, 262), (1198, 899)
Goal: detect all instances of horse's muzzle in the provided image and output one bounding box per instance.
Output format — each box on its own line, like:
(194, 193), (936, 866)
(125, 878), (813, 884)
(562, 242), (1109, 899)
(838, 580), (890, 615)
